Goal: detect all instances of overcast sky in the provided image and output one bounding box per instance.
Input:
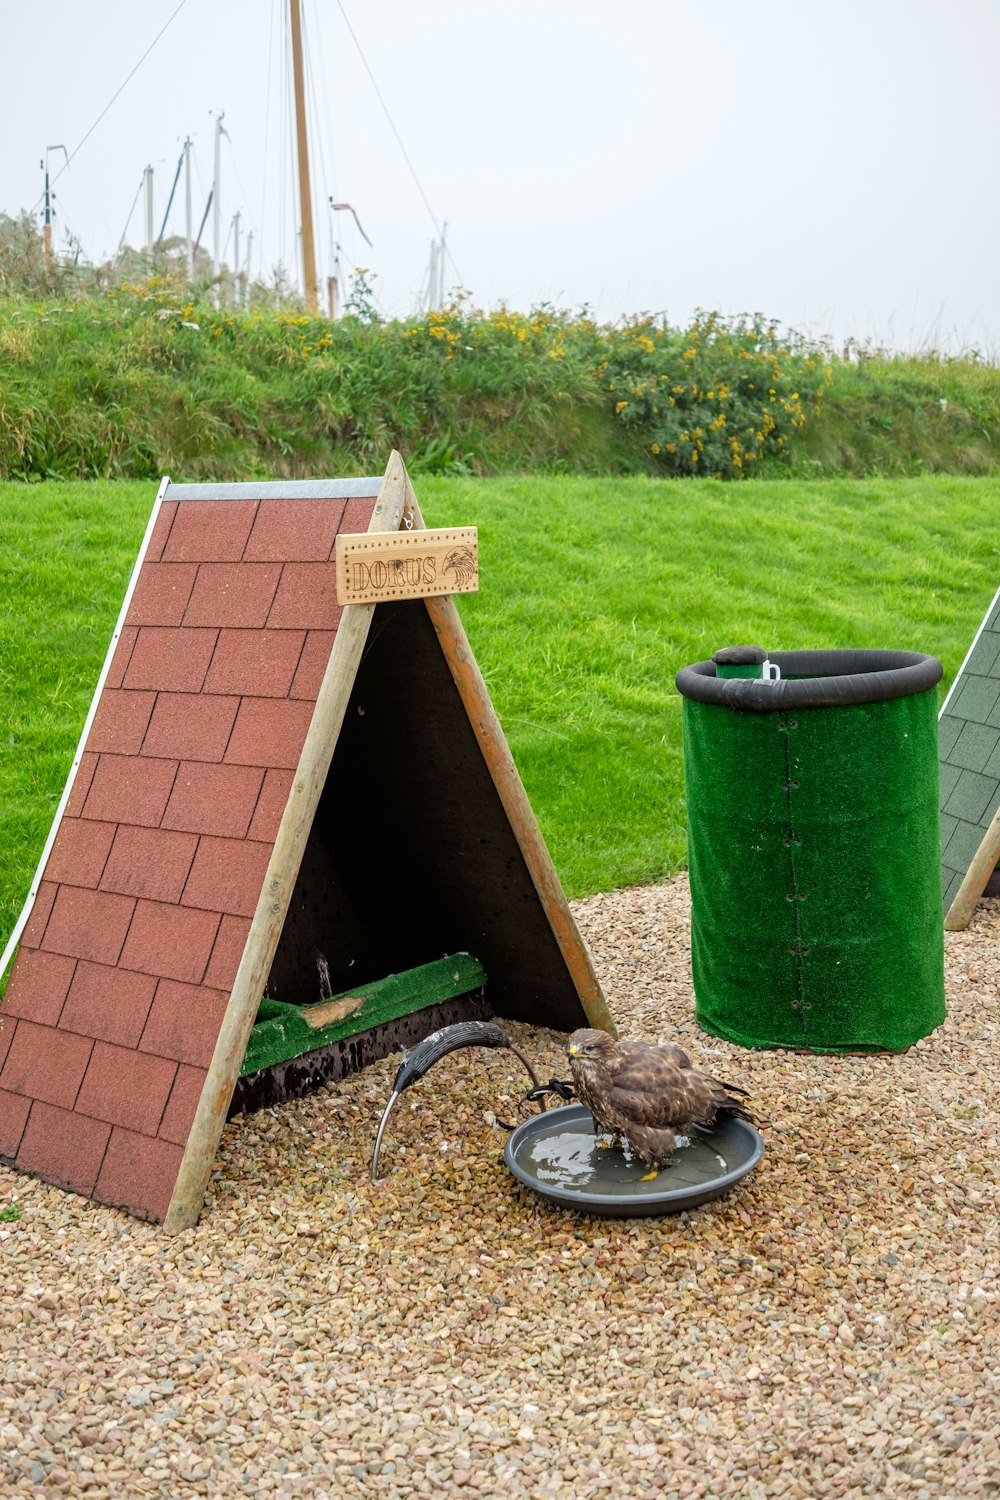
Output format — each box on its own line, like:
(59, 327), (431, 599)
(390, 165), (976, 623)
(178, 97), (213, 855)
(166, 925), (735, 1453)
(4, 0), (999, 353)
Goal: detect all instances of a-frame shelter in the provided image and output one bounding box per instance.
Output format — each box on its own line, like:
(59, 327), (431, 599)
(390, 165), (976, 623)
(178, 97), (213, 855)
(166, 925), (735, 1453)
(0, 454), (613, 1229)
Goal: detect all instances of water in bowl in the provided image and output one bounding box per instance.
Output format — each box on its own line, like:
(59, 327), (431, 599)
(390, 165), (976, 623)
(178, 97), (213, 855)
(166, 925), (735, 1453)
(527, 1125), (728, 1198)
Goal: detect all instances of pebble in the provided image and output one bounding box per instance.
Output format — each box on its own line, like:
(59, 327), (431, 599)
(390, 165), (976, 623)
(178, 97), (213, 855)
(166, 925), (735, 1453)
(0, 877), (997, 1498)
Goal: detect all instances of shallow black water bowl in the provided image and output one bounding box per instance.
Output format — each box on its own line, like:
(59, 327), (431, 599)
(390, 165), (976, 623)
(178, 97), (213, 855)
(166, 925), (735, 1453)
(504, 1103), (764, 1218)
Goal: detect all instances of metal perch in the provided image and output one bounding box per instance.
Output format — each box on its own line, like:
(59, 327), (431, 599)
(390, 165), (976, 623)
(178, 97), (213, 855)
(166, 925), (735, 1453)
(370, 1020), (541, 1181)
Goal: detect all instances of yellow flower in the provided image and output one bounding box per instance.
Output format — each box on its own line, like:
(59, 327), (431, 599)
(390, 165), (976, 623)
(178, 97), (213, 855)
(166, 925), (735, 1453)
(615, 400), (629, 413)
(650, 442), (661, 454)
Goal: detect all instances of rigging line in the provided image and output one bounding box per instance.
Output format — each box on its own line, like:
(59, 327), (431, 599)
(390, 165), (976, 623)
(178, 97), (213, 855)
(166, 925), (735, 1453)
(301, 2), (333, 237)
(334, 0), (463, 284)
(29, 0), (191, 214)
(282, 0), (298, 281)
(300, 1), (330, 274)
(51, 203), (87, 265)
(117, 176), (145, 253)
(307, 0), (340, 205)
(158, 148), (186, 244)
(224, 136), (259, 239)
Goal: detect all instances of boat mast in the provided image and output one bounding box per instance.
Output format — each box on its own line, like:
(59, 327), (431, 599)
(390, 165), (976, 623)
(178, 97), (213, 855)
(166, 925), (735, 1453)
(289, 0), (319, 314)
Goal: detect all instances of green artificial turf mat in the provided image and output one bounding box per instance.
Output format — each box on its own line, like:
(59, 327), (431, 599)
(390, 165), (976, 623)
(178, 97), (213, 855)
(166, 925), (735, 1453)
(681, 687), (946, 1052)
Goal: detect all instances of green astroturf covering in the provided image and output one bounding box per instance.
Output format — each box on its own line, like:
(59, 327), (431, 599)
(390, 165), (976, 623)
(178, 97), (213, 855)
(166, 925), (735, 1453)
(680, 687), (945, 1052)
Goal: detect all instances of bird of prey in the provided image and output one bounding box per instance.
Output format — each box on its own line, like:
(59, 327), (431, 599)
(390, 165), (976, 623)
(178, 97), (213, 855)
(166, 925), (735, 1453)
(566, 1028), (752, 1178)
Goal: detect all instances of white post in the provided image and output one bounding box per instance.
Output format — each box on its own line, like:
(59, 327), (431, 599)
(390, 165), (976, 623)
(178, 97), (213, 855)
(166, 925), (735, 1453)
(144, 165), (155, 251)
(244, 230), (253, 302)
(213, 113), (224, 291)
(438, 220), (448, 307)
(232, 210), (241, 304)
(427, 240), (439, 312)
(184, 136), (194, 280)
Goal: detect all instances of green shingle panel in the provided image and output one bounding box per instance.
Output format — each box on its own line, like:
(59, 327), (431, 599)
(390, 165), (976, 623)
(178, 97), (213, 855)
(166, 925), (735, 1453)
(938, 715), (963, 760)
(950, 720), (1000, 773)
(942, 869), (963, 912)
(951, 674), (1000, 727)
(939, 586), (1000, 911)
(967, 629), (1000, 677)
(939, 812), (959, 853)
(943, 817), (991, 876)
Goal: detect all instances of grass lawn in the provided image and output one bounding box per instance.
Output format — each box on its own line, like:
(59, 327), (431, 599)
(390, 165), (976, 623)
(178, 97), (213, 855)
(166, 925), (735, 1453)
(1, 473), (997, 942)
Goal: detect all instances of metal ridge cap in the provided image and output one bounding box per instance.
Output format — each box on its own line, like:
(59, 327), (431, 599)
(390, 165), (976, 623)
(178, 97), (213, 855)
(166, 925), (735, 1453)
(162, 477), (383, 501)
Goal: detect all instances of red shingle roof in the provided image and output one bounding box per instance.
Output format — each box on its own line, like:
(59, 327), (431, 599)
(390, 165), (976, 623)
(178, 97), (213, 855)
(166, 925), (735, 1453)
(0, 480), (379, 1221)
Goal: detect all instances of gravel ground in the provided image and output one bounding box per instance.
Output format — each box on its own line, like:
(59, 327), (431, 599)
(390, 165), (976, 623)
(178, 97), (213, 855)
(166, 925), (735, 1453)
(1, 874), (997, 1500)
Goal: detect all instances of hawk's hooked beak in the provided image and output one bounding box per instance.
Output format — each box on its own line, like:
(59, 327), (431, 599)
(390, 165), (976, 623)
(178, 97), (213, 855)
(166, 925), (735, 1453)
(567, 1043), (582, 1057)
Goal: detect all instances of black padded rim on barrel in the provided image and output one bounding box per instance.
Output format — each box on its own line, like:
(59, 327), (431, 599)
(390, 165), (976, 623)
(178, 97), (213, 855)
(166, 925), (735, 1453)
(675, 649), (942, 712)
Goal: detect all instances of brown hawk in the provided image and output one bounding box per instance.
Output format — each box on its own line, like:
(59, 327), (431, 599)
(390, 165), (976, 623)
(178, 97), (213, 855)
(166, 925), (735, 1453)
(566, 1028), (752, 1178)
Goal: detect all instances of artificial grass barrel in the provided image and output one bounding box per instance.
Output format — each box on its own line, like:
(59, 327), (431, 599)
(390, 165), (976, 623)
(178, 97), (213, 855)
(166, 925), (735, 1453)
(675, 648), (946, 1053)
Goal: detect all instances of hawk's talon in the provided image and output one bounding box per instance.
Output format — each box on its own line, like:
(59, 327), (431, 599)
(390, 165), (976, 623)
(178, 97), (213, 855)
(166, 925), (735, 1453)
(640, 1169), (659, 1181)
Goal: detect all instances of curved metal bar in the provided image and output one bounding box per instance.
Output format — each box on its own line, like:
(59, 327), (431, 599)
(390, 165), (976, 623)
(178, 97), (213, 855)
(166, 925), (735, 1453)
(370, 1090), (400, 1183)
(369, 1021), (542, 1181)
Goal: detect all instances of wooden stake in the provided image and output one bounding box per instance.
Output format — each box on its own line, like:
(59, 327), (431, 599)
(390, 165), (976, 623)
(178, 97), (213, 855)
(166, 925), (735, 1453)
(944, 802), (1000, 931)
(289, 0), (319, 315)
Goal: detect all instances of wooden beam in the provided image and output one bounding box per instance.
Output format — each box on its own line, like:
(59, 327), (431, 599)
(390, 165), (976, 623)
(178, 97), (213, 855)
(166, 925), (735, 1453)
(288, 0), (319, 315)
(163, 452), (409, 1232)
(944, 801), (1000, 931)
(401, 474), (617, 1039)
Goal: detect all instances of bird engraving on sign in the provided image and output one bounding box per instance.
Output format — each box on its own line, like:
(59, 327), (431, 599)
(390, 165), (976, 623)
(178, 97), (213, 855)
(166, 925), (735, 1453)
(443, 546), (476, 591)
(566, 1028), (753, 1179)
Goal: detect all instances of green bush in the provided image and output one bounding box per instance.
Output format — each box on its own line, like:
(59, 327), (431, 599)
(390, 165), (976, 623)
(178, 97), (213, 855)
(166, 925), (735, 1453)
(602, 311), (829, 478)
(0, 274), (997, 481)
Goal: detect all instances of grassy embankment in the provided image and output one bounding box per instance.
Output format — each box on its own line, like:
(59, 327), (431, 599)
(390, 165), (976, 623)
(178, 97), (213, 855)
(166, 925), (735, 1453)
(1, 473), (997, 941)
(2, 286), (999, 483)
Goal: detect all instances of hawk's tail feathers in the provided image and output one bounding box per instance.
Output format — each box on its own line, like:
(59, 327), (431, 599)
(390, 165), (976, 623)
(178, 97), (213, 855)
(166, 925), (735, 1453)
(718, 1085), (756, 1125)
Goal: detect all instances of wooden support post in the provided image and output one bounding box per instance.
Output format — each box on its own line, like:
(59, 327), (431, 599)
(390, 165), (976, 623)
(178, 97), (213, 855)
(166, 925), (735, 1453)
(400, 475), (617, 1039)
(944, 803), (1000, 931)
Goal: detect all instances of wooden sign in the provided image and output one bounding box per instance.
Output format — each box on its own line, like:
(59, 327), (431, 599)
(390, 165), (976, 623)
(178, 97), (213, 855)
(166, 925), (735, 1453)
(335, 526), (478, 605)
